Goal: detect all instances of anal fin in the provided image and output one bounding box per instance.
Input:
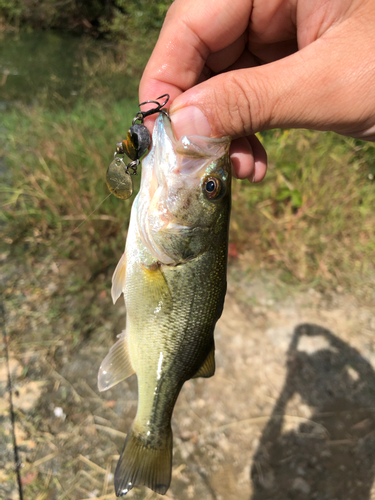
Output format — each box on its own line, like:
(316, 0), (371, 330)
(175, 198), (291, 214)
(98, 330), (135, 392)
(192, 346), (215, 379)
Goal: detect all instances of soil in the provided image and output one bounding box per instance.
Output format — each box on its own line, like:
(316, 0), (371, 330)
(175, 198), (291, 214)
(1, 253), (375, 500)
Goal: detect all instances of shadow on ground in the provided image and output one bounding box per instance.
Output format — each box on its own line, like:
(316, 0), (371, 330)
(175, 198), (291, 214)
(251, 323), (375, 500)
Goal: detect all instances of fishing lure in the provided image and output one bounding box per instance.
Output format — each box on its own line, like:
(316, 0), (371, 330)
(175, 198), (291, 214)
(106, 94), (170, 200)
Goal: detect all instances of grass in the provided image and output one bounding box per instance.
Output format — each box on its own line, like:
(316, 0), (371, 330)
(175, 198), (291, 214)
(231, 129), (375, 291)
(2, 21), (373, 500)
(2, 102), (374, 294)
(1, 98), (141, 271)
(1, 62), (374, 500)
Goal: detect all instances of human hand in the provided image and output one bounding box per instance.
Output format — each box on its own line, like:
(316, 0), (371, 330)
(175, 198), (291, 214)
(140, 0), (375, 182)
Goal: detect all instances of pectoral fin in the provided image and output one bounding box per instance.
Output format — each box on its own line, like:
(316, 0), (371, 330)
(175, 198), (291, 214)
(142, 263), (172, 310)
(192, 347), (215, 379)
(112, 252), (127, 304)
(98, 330), (135, 392)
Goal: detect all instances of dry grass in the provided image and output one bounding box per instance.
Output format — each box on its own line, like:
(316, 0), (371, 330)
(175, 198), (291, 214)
(1, 98), (142, 275)
(230, 129), (375, 292)
(2, 106), (374, 294)
(1, 107), (375, 497)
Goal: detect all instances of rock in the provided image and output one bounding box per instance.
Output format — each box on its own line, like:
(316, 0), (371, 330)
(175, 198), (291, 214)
(292, 477), (311, 494)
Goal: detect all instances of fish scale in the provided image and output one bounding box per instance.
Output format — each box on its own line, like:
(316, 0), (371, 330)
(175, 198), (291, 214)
(98, 112), (231, 496)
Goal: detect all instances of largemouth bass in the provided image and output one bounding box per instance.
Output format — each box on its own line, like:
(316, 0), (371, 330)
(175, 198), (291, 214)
(98, 112), (231, 496)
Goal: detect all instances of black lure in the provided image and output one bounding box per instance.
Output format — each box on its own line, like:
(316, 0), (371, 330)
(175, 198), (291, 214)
(106, 94), (170, 200)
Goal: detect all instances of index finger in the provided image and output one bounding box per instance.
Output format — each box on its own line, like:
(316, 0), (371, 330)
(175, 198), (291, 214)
(139, 0), (253, 106)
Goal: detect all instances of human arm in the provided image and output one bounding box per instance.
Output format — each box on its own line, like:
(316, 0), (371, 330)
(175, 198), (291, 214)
(140, 0), (375, 182)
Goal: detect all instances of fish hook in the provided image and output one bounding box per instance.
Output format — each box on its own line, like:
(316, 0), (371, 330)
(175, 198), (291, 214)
(133, 94), (170, 125)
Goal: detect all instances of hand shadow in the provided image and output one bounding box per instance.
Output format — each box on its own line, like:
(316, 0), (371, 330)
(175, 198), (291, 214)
(251, 323), (375, 500)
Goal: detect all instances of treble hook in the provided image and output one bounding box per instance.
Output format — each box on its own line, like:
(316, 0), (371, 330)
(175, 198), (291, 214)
(132, 94), (170, 125)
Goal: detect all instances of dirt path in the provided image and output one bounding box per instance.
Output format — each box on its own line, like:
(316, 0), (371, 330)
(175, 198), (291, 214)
(1, 257), (375, 499)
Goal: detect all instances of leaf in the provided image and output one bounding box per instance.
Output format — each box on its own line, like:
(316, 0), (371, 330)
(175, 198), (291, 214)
(291, 189), (303, 208)
(276, 187), (291, 201)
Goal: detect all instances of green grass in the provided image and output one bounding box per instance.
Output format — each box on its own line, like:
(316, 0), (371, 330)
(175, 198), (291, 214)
(1, 98), (140, 270)
(1, 101), (374, 293)
(231, 129), (375, 290)
(1, 85), (374, 500)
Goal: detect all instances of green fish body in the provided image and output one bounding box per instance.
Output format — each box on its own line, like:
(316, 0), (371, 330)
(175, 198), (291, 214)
(98, 113), (231, 496)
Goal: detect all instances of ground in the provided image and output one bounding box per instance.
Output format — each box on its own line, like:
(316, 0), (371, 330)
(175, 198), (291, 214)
(1, 253), (375, 500)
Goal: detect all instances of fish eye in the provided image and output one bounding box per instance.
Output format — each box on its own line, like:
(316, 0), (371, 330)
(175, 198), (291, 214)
(203, 176), (223, 200)
(206, 180), (216, 192)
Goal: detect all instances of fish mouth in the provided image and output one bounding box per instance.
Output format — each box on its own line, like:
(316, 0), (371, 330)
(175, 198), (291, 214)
(135, 115), (188, 264)
(136, 113), (230, 264)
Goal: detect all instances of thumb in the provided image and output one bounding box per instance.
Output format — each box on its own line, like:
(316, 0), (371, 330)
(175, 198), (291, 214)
(170, 27), (375, 140)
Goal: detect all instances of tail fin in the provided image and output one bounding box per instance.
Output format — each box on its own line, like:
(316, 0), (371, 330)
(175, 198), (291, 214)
(115, 425), (173, 496)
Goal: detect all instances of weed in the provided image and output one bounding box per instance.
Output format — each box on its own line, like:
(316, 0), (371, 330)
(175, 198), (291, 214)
(2, 109), (374, 292)
(230, 129), (375, 289)
(2, 98), (140, 272)
(1, 42), (375, 500)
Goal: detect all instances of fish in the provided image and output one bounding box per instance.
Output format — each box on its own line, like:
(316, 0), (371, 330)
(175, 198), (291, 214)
(98, 112), (232, 497)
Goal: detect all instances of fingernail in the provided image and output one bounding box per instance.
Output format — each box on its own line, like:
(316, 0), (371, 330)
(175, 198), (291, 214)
(231, 164), (239, 179)
(251, 168), (257, 182)
(250, 161), (266, 183)
(170, 106), (211, 139)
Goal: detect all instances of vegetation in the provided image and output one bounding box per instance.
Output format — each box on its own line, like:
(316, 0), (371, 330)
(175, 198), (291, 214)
(2, 97), (374, 294)
(2, 99), (139, 272)
(1, 6), (374, 499)
(1, 0), (373, 298)
(2, 99), (374, 498)
(0, 0), (172, 40)
(231, 130), (375, 291)
(0, 0), (173, 107)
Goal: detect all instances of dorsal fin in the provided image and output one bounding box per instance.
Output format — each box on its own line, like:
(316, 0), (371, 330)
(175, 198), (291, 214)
(192, 346), (215, 379)
(111, 252), (126, 304)
(98, 330), (135, 392)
